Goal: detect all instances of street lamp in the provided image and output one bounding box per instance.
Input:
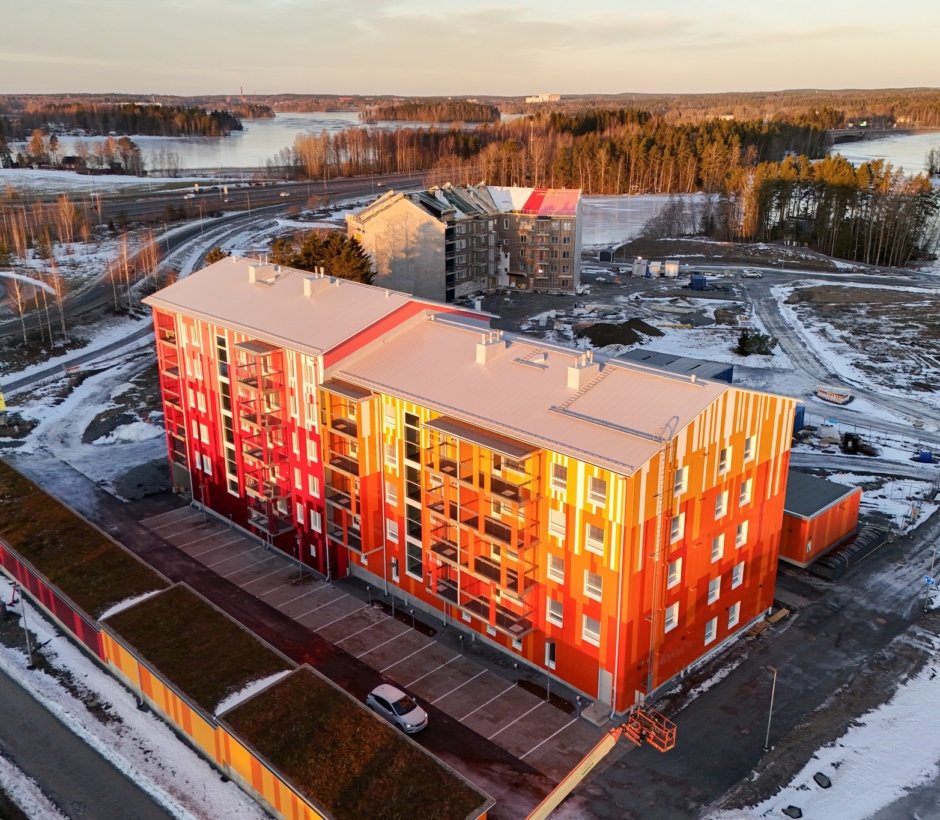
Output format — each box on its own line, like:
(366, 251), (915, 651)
(763, 665), (778, 752)
(158, 220), (171, 254)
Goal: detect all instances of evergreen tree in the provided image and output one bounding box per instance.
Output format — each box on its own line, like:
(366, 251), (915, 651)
(270, 231), (373, 284)
(203, 246), (229, 266)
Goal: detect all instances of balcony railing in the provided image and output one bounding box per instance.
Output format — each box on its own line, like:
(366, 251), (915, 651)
(330, 416), (358, 438)
(328, 452), (360, 477)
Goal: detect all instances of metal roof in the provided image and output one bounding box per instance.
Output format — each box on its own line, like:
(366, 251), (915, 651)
(143, 257), (427, 358)
(332, 314), (731, 476)
(424, 416), (537, 460)
(617, 350), (734, 383)
(783, 471), (859, 519)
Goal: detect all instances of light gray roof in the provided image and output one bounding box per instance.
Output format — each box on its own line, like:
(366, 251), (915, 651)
(617, 350), (734, 383)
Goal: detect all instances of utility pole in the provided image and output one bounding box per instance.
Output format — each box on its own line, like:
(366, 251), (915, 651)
(763, 666), (778, 752)
(13, 584), (36, 670)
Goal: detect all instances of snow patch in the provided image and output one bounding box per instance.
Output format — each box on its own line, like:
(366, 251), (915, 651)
(92, 420), (163, 446)
(0, 754), (68, 820)
(97, 589), (165, 621)
(215, 670), (292, 716)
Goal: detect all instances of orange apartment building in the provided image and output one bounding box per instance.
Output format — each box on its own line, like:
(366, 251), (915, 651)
(145, 257), (796, 714)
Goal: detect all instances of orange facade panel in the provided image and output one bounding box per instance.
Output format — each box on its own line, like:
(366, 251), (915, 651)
(780, 486), (861, 567)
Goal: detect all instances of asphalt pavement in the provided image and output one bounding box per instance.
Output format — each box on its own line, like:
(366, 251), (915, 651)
(0, 665), (173, 820)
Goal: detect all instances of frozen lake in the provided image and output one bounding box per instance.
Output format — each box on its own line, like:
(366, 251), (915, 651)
(834, 131), (940, 175)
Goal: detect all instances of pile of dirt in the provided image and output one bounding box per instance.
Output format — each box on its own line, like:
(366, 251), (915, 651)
(577, 317), (664, 347)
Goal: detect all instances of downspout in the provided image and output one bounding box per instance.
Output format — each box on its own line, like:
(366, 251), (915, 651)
(378, 400), (389, 596)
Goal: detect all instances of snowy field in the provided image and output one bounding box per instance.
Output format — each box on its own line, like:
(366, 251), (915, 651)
(581, 194), (704, 247)
(0, 574), (268, 820)
(0, 167), (203, 196)
(825, 472), (939, 534)
(707, 628), (940, 820)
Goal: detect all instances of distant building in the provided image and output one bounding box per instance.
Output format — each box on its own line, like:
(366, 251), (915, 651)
(526, 94), (562, 103)
(347, 184), (582, 301)
(779, 471), (861, 567)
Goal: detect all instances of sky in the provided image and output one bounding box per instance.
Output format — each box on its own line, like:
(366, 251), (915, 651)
(2, 0), (939, 95)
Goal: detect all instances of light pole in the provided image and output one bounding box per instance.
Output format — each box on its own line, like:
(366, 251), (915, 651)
(13, 584), (36, 670)
(763, 665), (778, 752)
(158, 220), (170, 254)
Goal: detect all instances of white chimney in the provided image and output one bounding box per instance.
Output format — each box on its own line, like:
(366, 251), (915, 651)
(303, 277), (315, 297)
(567, 350), (601, 390)
(248, 264), (261, 283)
(476, 330), (504, 364)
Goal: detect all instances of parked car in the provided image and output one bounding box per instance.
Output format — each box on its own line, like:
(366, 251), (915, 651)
(183, 193), (196, 200)
(742, 270), (763, 278)
(366, 684), (428, 733)
(279, 191), (290, 197)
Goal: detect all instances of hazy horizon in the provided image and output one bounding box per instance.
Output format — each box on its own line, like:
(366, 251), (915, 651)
(3, 0), (938, 96)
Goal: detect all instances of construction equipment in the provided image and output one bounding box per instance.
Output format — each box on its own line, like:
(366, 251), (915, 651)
(525, 703), (676, 820)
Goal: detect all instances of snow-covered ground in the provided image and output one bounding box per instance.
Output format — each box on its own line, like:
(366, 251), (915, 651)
(0, 168), (202, 196)
(825, 473), (939, 534)
(581, 194), (705, 247)
(633, 324), (791, 371)
(0, 574), (268, 820)
(707, 629), (940, 820)
(0, 755), (67, 820)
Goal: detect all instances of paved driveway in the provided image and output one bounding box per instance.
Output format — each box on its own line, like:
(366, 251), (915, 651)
(141, 506), (603, 781)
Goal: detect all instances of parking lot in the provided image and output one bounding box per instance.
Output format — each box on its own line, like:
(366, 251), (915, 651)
(141, 506), (604, 781)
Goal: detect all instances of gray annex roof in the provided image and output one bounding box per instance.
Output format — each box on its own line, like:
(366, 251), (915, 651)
(784, 470), (859, 520)
(617, 350), (734, 384)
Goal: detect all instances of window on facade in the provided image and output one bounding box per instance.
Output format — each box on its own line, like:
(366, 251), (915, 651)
(588, 476), (607, 506)
(549, 509), (566, 538)
(197, 392), (206, 413)
(664, 602), (679, 632)
(385, 442), (399, 469)
(546, 598), (564, 627)
(732, 561), (744, 588)
(708, 576), (721, 604)
(391, 557), (400, 582)
(294, 468), (302, 490)
(806, 539), (813, 555)
(503, 218), (509, 229)
(193, 357), (203, 380)
(551, 463), (567, 491)
(736, 521), (748, 548)
(544, 640), (556, 669)
(406, 504), (422, 540)
(296, 502), (304, 524)
(547, 554), (565, 583)
(667, 558), (682, 589)
(585, 524), (605, 555)
(582, 616), (601, 647)
(307, 438), (318, 463)
(670, 512), (685, 543)
(711, 534), (725, 563)
(739, 479), (753, 506)
(200, 423), (209, 444)
(704, 617), (717, 645)
(191, 419), (199, 438)
(384, 404), (396, 428)
(385, 482), (398, 506)
(405, 542), (422, 579)
(308, 475), (320, 497)
(387, 519), (399, 543)
(309, 509), (322, 533)
(202, 456), (212, 476)
(728, 602), (741, 628)
(744, 436), (756, 461)
(719, 446), (731, 474)
(715, 491), (728, 519)
(674, 466), (688, 496)
(584, 570), (603, 601)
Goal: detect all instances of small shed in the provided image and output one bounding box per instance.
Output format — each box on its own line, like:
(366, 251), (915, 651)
(664, 259), (680, 277)
(649, 261), (663, 277)
(599, 248), (616, 263)
(779, 471), (861, 568)
(690, 273), (707, 291)
(632, 258), (649, 278)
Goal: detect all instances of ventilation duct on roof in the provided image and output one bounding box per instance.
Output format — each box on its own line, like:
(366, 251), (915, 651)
(568, 350), (601, 390)
(476, 330), (504, 364)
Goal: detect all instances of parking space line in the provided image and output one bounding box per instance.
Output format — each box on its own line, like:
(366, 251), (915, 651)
(488, 701), (544, 740)
(294, 593), (349, 619)
(143, 510), (201, 528)
(432, 670), (486, 704)
(316, 605), (370, 631)
(221, 554), (277, 578)
(276, 584), (331, 608)
(241, 566), (294, 588)
(191, 535), (245, 557)
(208, 545), (262, 567)
(336, 614), (389, 643)
(356, 624), (412, 659)
(174, 528), (229, 548)
(380, 642), (433, 673)
(459, 682), (516, 721)
(520, 718), (579, 760)
(406, 655), (460, 688)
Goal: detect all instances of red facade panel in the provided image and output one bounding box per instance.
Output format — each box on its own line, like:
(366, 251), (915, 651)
(780, 488), (861, 567)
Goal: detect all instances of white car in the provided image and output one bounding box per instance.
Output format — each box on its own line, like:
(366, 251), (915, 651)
(742, 270), (763, 278)
(366, 684), (428, 734)
(279, 191), (290, 197)
(183, 193), (196, 200)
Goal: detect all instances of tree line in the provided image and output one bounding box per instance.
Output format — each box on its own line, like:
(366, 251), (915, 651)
(644, 155), (940, 267)
(265, 109), (830, 196)
(0, 103), (244, 140)
(366, 101), (500, 123)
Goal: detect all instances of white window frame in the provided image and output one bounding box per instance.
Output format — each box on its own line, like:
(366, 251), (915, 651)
(202, 456), (212, 477)
(384, 404), (396, 428)
(664, 602), (679, 633)
(197, 392), (206, 413)
(739, 478), (752, 507)
(391, 557), (400, 582)
(704, 617), (717, 645)
(667, 558), (682, 589)
(584, 570), (603, 601)
(585, 523), (605, 555)
(549, 508), (566, 539)
(199, 423), (209, 444)
(673, 466), (688, 496)
(736, 520), (749, 548)
(744, 435), (756, 462)
(385, 482), (398, 506)
(385, 442), (398, 469)
(715, 491), (728, 519)
(296, 502), (304, 524)
(544, 640), (556, 670)
(308, 475), (320, 498)
(728, 602), (741, 628)
(708, 576), (721, 604)
(588, 476), (607, 506)
(551, 462), (567, 492)
(546, 598), (564, 627)
(732, 561), (744, 589)
(294, 467), (302, 490)
(547, 554), (565, 583)
(386, 519), (399, 544)
(670, 512), (685, 543)
(719, 446), (731, 474)
(711, 534), (725, 563)
(309, 509), (322, 533)
(582, 615), (601, 647)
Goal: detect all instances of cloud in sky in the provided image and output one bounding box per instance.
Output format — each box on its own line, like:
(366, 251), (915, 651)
(3, 0), (938, 94)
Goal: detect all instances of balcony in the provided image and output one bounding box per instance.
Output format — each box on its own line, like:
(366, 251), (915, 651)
(329, 416), (358, 438)
(494, 603), (534, 638)
(247, 502), (293, 536)
(236, 372), (283, 395)
(328, 451), (360, 477)
(162, 366), (180, 380)
(239, 409), (285, 430)
(327, 526), (362, 553)
(244, 475), (290, 502)
(490, 473), (530, 504)
(326, 487), (354, 510)
(157, 329), (177, 347)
